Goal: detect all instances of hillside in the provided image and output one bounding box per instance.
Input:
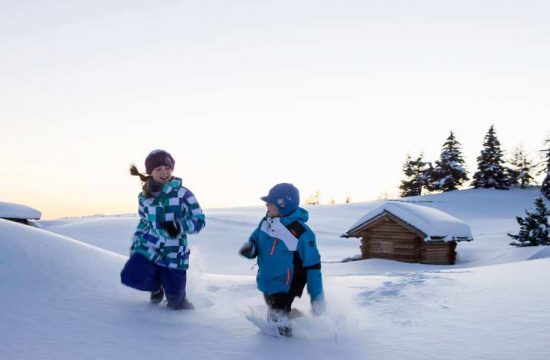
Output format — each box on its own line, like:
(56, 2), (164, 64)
(1, 188), (549, 360)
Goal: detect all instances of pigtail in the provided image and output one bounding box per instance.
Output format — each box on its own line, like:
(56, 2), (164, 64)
(130, 164), (150, 182)
(130, 164), (155, 198)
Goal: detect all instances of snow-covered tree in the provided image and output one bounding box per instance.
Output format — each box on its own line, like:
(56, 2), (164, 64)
(508, 196), (550, 246)
(305, 191), (321, 205)
(472, 125), (510, 189)
(399, 153), (428, 197)
(422, 162), (437, 192)
(429, 131), (469, 192)
(507, 146), (535, 188)
(541, 138), (550, 200)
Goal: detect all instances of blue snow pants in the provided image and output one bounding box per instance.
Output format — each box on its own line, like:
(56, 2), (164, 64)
(120, 253), (187, 307)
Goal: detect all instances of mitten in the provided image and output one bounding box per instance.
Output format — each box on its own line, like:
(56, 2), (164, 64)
(239, 242), (257, 258)
(163, 220), (181, 238)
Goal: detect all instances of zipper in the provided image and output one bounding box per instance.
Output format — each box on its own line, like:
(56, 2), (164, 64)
(270, 239), (278, 255)
(285, 268), (291, 285)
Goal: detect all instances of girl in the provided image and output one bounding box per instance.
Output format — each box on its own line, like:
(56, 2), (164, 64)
(121, 149), (205, 309)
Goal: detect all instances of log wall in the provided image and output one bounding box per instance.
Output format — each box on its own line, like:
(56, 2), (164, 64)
(359, 216), (457, 265)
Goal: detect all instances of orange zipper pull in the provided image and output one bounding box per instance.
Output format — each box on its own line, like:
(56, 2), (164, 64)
(270, 239), (278, 255)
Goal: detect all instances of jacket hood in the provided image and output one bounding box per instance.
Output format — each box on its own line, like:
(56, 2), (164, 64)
(280, 207), (309, 224)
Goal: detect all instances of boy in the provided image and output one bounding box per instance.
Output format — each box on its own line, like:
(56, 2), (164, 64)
(239, 183), (325, 336)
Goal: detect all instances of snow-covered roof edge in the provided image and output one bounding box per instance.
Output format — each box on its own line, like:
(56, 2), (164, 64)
(343, 201), (473, 242)
(0, 201), (42, 220)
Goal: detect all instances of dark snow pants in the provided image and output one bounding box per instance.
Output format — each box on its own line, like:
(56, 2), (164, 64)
(120, 253), (187, 307)
(264, 293), (295, 314)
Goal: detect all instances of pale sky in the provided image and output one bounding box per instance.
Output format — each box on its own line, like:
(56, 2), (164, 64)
(1, 0), (549, 219)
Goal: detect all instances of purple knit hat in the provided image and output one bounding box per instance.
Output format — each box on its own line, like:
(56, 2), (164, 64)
(145, 149), (175, 175)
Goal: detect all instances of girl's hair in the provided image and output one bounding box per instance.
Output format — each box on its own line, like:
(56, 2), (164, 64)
(130, 164), (155, 198)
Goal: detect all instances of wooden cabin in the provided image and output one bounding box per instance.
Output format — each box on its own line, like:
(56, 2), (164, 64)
(0, 201), (41, 225)
(342, 201), (473, 265)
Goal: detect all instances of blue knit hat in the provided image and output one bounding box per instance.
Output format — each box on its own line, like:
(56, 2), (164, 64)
(261, 183), (300, 216)
(145, 149), (175, 175)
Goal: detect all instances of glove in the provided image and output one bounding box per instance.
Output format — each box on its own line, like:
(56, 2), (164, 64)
(239, 242), (256, 258)
(311, 296), (326, 317)
(162, 220), (181, 238)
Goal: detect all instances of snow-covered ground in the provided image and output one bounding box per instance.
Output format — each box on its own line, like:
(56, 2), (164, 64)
(1, 188), (549, 360)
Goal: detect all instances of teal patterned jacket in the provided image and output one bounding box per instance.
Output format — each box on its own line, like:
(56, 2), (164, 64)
(131, 177), (205, 270)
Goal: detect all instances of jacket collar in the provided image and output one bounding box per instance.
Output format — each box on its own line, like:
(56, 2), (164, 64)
(162, 177), (182, 194)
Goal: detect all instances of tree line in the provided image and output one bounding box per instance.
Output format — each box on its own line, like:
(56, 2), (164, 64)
(399, 125), (550, 200)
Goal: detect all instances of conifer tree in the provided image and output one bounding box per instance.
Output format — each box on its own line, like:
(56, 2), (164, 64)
(541, 138), (550, 200)
(422, 161), (437, 192)
(430, 131), (469, 192)
(508, 196), (550, 246)
(399, 154), (428, 197)
(507, 146), (535, 188)
(472, 125), (510, 189)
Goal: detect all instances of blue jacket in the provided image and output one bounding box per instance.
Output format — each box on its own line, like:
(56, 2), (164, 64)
(246, 208), (323, 300)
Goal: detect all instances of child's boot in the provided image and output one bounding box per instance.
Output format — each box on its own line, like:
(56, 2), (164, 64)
(167, 297), (195, 310)
(267, 309), (292, 337)
(150, 287), (164, 304)
(278, 325), (292, 337)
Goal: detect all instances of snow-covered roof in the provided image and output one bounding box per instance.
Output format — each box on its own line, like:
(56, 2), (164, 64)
(0, 201), (41, 220)
(344, 201), (473, 242)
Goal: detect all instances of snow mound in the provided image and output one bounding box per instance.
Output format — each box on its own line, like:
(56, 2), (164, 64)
(39, 216), (138, 255)
(0, 219), (248, 359)
(0, 218), (135, 358)
(0, 201), (41, 219)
